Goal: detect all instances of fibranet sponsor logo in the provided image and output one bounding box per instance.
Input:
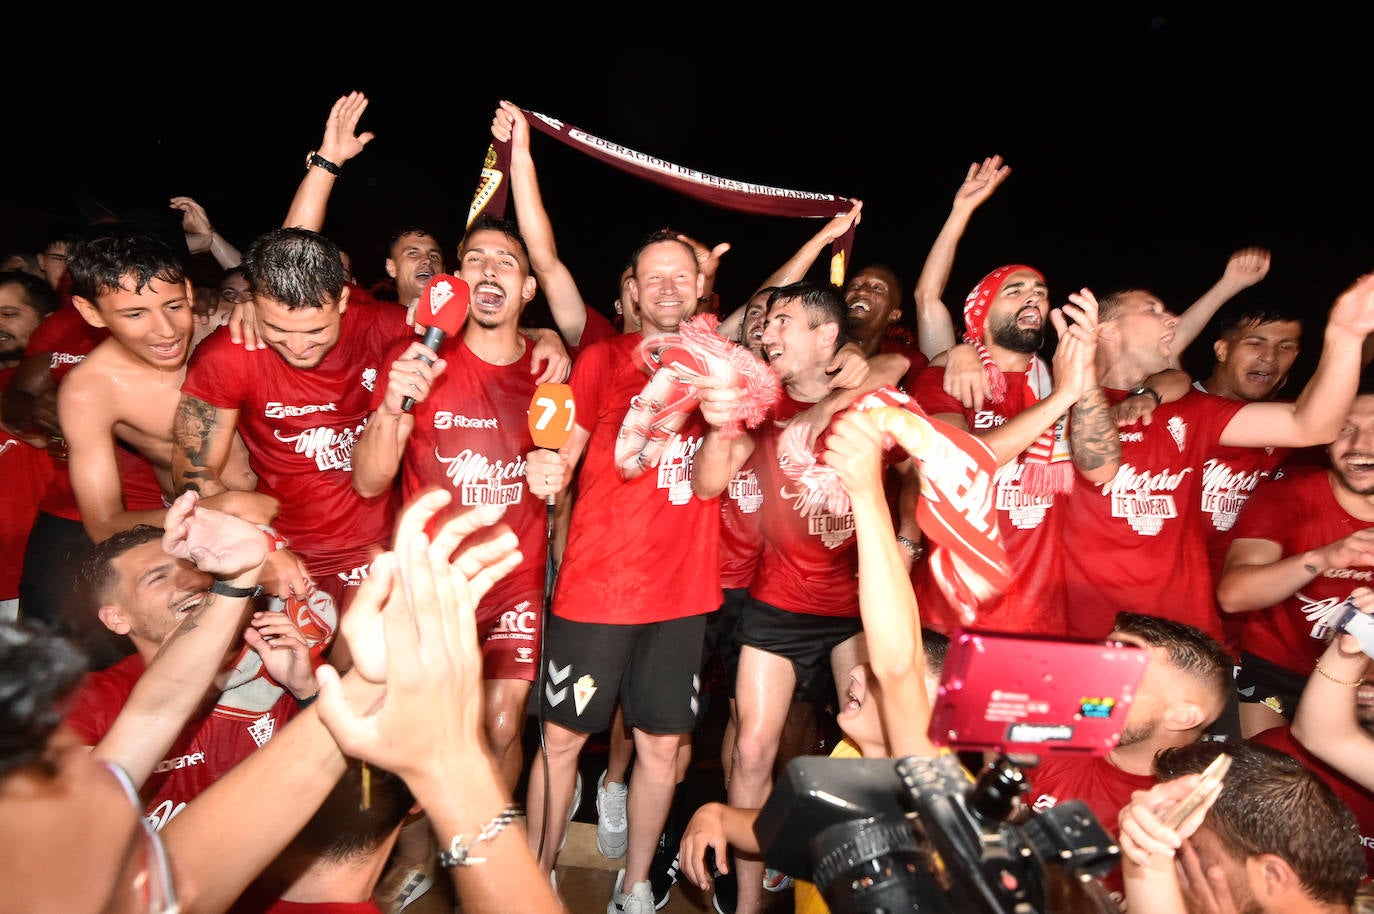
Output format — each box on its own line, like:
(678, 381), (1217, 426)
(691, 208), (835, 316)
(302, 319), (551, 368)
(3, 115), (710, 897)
(434, 411), (499, 430)
(265, 401), (339, 419)
(154, 751), (206, 773)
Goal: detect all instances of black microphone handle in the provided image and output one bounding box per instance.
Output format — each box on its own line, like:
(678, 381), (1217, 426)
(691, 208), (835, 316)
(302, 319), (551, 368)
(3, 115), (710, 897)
(400, 329), (445, 412)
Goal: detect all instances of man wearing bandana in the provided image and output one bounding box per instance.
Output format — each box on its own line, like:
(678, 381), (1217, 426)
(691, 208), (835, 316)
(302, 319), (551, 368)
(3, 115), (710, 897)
(911, 264), (1118, 635)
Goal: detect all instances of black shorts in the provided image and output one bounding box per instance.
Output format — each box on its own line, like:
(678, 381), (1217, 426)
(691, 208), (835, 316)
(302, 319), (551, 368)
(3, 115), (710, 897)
(1235, 651), (1307, 721)
(731, 597), (863, 706)
(539, 613), (707, 735)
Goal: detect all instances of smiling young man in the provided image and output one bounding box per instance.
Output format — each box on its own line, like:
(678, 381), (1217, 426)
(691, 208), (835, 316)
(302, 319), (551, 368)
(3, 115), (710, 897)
(171, 227), (410, 620)
(57, 228), (272, 549)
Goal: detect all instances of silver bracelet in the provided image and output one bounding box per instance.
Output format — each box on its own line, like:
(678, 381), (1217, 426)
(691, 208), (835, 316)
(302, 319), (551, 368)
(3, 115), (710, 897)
(896, 535), (925, 561)
(436, 802), (522, 868)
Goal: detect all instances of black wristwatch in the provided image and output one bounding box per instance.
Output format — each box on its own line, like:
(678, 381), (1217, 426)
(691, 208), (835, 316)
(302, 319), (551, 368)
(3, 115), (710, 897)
(209, 579), (264, 599)
(305, 150), (342, 176)
(1127, 385), (1162, 406)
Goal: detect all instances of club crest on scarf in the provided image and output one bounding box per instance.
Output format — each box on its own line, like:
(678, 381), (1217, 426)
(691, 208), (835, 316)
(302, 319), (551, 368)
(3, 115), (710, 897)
(777, 386), (1010, 623)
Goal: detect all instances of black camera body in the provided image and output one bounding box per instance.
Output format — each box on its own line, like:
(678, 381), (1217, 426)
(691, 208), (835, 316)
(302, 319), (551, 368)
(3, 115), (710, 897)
(754, 752), (1121, 914)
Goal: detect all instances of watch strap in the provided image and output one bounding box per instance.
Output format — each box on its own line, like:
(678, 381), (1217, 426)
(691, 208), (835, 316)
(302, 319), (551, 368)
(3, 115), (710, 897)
(305, 151), (342, 176)
(209, 579), (264, 599)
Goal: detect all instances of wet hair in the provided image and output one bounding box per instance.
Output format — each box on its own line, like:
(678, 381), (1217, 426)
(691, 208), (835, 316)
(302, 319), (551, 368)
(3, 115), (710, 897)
(243, 227), (346, 311)
(74, 525), (165, 612)
(0, 619), (89, 778)
(458, 213), (530, 266)
(767, 279), (851, 350)
(283, 759), (414, 863)
(1212, 300), (1304, 341)
(1111, 611), (1233, 704)
(386, 225), (441, 256)
(1095, 288), (1154, 323)
(0, 270), (60, 317)
(1153, 740), (1365, 905)
(65, 225), (186, 305)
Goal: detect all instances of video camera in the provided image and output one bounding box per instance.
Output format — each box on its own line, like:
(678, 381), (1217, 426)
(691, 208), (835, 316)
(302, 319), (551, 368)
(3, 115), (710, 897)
(753, 631), (1150, 914)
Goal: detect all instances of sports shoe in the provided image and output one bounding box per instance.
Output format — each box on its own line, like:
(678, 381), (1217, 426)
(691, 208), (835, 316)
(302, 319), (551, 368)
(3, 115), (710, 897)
(648, 852), (679, 910)
(595, 770), (629, 858)
(559, 770), (583, 852)
(711, 869), (737, 914)
(762, 867), (794, 892)
(375, 866), (434, 913)
(608, 868), (656, 914)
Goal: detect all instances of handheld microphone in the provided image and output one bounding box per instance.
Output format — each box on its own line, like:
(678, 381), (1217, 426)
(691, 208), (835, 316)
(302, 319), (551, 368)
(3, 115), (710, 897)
(529, 383), (576, 506)
(401, 274), (470, 411)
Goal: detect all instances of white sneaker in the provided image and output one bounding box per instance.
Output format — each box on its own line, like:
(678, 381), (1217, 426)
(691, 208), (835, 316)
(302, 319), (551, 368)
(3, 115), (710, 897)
(608, 869), (656, 914)
(595, 770), (629, 858)
(559, 771), (583, 852)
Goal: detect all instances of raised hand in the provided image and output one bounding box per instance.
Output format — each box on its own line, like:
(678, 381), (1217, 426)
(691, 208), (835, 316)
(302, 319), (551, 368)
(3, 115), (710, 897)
(1220, 246), (1271, 291)
(161, 490), (268, 580)
(951, 155), (1012, 214)
(316, 91), (375, 167)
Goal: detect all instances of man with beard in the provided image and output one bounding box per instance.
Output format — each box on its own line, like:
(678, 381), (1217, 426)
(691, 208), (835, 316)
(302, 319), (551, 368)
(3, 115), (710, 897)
(1025, 611), (1234, 908)
(1216, 390), (1374, 738)
(352, 213), (545, 795)
(911, 265), (1119, 636)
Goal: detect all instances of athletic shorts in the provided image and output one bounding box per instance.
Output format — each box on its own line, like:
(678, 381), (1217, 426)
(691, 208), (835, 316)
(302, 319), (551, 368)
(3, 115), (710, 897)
(1235, 651), (1306, 721)
(731, 597), (863, 706)
(704, 587), (750, 681)
(477, 593), (543, 682)
(539, 613), (707, 735)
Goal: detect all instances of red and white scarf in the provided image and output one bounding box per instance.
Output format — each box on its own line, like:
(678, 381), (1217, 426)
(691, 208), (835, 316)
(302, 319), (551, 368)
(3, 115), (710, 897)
(962, 265), (1073, 497)
(777, 387), (1011, 623)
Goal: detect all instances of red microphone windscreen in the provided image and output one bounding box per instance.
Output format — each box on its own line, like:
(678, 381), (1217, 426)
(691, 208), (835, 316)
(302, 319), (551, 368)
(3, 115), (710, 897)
(417, 275), (470, 336)
(529, 383), (576, 450)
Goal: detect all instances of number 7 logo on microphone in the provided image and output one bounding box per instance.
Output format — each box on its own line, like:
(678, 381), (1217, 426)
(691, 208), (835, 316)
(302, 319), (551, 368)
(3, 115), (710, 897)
(529, 383), (576, 450)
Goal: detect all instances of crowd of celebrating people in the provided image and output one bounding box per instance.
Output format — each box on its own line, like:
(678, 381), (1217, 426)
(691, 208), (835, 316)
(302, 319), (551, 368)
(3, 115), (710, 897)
(1, 90), (1372, 914)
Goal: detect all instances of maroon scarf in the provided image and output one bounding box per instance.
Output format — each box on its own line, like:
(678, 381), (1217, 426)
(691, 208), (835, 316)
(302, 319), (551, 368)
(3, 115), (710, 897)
(468, 108), (858, 284)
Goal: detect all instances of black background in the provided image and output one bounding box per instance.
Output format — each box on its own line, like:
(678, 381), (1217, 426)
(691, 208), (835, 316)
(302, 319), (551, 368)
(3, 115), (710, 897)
(4, 13), (1370, 384)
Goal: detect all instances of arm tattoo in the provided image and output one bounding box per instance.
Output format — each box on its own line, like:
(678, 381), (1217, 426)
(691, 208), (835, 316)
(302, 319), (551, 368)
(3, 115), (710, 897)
(173, 395), (224, 495)
(1070, 388), (1122, 474)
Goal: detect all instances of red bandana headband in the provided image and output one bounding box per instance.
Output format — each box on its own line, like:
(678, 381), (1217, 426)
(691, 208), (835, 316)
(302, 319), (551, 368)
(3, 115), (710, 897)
(963, 264), (1044, 404)
(469, 108), (859, 286)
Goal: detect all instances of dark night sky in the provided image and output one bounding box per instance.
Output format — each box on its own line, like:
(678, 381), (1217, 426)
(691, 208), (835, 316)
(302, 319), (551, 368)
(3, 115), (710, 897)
(3, 14), (1370, 383)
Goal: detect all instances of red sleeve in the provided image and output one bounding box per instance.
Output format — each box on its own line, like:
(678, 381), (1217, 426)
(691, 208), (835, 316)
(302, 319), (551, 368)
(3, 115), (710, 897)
(571, 308), (618, 360)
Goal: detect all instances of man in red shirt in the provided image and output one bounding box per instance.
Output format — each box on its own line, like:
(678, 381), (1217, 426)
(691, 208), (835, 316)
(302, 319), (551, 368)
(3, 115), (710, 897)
(522, 230), (726, 913)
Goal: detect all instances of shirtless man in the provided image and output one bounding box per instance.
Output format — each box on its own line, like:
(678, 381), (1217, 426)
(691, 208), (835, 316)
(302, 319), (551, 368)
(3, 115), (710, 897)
(55, 227), (282, 567)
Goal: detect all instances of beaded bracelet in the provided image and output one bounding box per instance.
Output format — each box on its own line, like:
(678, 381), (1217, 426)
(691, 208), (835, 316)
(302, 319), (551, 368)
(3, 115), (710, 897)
(1315, 662), (1365, 687)
(437, 803), (523, 867)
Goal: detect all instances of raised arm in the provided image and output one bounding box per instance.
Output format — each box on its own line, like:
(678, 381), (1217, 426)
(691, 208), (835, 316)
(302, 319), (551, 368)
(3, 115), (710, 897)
(825, 408), (938, 757)
(170, 196), (242, 269)
(1170, 246), (1271, 361)
(1289, 587), (1374, 790)
(494, 100), (591, 346)
(282, 91), (374, 231)
(92, 492), (267, 786)
(1219, 272), (1374, 448)
(171, 394), (240, 499)
(314, 489), (559, 914)
(716, 203), (862, 341)
(352, 340), (443, 497)
(912, 156), (1012, 360)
